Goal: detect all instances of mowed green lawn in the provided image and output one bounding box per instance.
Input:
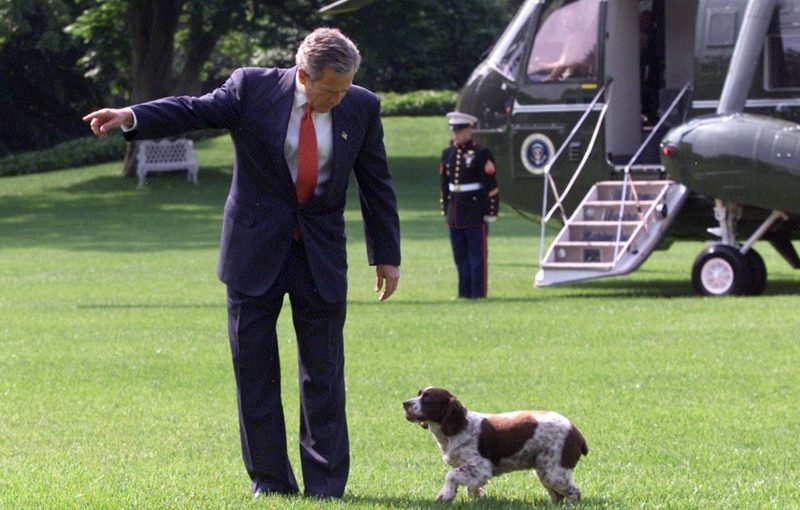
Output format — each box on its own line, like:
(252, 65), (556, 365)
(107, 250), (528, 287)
(1, 117), (799, 509)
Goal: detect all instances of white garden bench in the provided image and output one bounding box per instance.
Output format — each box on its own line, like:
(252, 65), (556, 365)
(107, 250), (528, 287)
(136, 138), (198, 185)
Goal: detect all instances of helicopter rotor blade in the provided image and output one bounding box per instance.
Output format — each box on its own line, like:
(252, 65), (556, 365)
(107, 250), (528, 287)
(319, 0), (377, 15)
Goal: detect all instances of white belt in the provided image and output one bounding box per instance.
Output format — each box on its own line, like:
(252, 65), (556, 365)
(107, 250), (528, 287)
(448, 182), (482, 192)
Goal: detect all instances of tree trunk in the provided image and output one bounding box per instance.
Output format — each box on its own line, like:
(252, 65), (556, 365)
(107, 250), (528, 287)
(121, 0), (181, 178)
(169, 5), (222, 96)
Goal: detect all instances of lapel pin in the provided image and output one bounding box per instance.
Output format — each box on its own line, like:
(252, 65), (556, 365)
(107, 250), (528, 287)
(341, 131), (348, 141)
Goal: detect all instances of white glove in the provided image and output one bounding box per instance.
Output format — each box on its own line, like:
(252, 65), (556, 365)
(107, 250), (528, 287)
(483, 215), (497, 223)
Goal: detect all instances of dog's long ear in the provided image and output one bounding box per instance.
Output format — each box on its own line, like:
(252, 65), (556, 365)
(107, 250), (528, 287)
(440, 397), (468, 436)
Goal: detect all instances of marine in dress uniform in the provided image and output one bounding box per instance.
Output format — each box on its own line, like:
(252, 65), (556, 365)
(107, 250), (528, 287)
(439, 111), (500, 298)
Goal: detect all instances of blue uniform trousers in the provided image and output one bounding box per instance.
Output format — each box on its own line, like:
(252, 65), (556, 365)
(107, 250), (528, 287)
(226, 240), (349, 498)
(449, 224), (488, 298)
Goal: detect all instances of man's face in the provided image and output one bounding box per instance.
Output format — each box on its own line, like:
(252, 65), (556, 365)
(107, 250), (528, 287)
(300, 67), (354, 113)
(451, 125), (473, 145)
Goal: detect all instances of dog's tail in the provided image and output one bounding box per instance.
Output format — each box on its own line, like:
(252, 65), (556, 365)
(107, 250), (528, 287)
(561, 425), (588, 469)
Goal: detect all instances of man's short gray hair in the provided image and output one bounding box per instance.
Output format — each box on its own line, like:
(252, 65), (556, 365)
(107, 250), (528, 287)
(296, 27), (361, 81)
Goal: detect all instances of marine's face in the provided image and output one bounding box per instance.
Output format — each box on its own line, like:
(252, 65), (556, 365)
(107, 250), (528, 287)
(451, 125), (473, 145)
(300, 67), (353, 113)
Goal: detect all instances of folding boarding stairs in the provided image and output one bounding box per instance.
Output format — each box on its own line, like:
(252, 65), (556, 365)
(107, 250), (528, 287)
(534, 81), (692, 287)
(535, 180), (688, 287)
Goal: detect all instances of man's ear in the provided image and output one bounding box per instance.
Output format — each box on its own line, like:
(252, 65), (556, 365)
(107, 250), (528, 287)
(298, 68), (308, 85)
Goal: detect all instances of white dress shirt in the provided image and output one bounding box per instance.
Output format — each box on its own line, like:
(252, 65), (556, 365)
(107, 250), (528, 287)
(284, 71), (333, 196)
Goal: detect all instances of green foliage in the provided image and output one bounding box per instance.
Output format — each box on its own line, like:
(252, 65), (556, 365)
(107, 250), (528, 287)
(3, 0), (519, 156)
(335, 0), (514, 92)
(65, 0), (129, 100)
(67, 1), (321, 100)
(0, 0), (71, 50)
(0, 134), (124, 178)
(1, 118), (800, 509)
(0, 0), (105, 155)
(379, 90), (459, 117)
(0, 130), (225, 178)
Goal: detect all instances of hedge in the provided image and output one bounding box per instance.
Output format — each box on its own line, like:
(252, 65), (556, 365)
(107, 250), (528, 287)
(378, 89), (458, 116)
(0, 89), (458, 178)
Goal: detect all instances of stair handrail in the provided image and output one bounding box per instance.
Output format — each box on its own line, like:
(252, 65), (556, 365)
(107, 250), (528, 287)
(612, 81), (693, 260)
(621, 80), (692, 174)
(541, 80), (612, 222)
(539, 81), (612, 263)
(545, 96), (611, 223)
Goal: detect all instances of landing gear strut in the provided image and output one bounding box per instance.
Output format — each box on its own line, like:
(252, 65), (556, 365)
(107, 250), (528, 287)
(691, 201), (786, 296)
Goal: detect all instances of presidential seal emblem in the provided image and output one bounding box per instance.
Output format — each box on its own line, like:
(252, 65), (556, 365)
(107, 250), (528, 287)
(520, 133), (556, 175)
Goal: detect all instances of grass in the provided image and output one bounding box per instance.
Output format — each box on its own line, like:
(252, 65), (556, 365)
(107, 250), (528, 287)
(1, 116), (800, 509)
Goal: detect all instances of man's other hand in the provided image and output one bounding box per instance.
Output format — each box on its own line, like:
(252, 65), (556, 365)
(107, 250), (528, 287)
(82, 108), (134, 137)
(374, 264), (400, 302)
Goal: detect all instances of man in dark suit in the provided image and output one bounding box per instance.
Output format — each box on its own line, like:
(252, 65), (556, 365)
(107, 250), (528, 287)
(83, 28), (400, 500)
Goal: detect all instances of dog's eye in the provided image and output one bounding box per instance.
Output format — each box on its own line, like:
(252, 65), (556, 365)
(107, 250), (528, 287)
(417, 390), (422, 397)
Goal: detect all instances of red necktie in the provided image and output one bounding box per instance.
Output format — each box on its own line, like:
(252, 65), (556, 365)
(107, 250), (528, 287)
(293, 103), (318, 240)
(296, 102), (318, 204)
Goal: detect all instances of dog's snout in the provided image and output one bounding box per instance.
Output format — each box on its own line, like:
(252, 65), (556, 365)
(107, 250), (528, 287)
(403, 400), (413, 410)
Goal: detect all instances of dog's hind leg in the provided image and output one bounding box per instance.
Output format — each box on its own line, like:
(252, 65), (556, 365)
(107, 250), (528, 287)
(536, 468), (581, 504)
(544, 486), (564, 504)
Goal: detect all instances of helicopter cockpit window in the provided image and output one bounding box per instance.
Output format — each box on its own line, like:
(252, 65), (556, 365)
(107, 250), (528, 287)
(487, 1), (538, 81)
(765, 34), (800, 91)
(526, 0), (599, 83)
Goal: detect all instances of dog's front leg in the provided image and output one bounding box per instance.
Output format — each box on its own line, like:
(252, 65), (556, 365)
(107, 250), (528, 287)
(436, 464), (488, 502)
(436, 471), (459, 502)
(467, 485), (486, 499)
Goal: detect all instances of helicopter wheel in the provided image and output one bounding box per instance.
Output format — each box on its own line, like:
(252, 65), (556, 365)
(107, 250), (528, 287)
(742, 248), (767, 296)
(691, 245), (751, 296)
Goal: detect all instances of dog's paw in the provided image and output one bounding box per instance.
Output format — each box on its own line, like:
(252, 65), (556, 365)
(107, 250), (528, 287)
(436, 489), (455, 503)
(467, 486), (486, 499)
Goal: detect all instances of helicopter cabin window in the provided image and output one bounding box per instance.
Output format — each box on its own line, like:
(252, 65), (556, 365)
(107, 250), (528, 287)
(765, 34), (800, 91)
(487, 1), (538, 80)
(526, 0), (599, 83)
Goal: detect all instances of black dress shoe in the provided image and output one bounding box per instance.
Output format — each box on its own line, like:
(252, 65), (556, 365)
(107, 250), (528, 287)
(251, 479), (298, 497)
(305, 492), (343, 501)
(252, 487), (299, 498)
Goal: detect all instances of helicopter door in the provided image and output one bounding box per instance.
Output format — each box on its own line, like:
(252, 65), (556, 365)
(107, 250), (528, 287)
(511, 0), (607, 211)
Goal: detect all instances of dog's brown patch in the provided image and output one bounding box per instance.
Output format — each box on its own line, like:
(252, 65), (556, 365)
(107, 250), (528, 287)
(478, 413), (538, 466)
(560, 424), (588, 469)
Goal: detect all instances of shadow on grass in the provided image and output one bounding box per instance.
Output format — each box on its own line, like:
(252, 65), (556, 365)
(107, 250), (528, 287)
(1, 167), (232, 252)
(563, 276), (800, 298)
(349, 494), (610, 509)
(76, 303), (222, 309)
(347, 276), (800, 305)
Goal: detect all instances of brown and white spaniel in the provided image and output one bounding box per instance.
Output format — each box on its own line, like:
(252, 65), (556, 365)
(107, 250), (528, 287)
(403, 387), (588, 504)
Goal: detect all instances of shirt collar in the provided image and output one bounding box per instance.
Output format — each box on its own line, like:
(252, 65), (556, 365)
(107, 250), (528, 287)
(293, 70), (308, 110)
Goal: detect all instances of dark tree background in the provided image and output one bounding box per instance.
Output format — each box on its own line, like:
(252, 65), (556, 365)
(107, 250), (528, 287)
(335, 0), (510, 92)
(0, 1), (103, 154)
(0, 0), (522, 159)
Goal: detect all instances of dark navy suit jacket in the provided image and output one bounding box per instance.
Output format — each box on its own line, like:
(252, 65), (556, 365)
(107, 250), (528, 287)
(125, 66), (401, 303)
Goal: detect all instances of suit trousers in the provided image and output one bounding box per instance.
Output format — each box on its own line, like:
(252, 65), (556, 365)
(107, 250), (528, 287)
(449, 224), (488, 298)
(226, 240), (349, 498)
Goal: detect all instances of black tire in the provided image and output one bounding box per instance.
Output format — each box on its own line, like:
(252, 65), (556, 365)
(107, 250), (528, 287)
(691, 245), (751, 296)
(743, 248), (767, 296)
